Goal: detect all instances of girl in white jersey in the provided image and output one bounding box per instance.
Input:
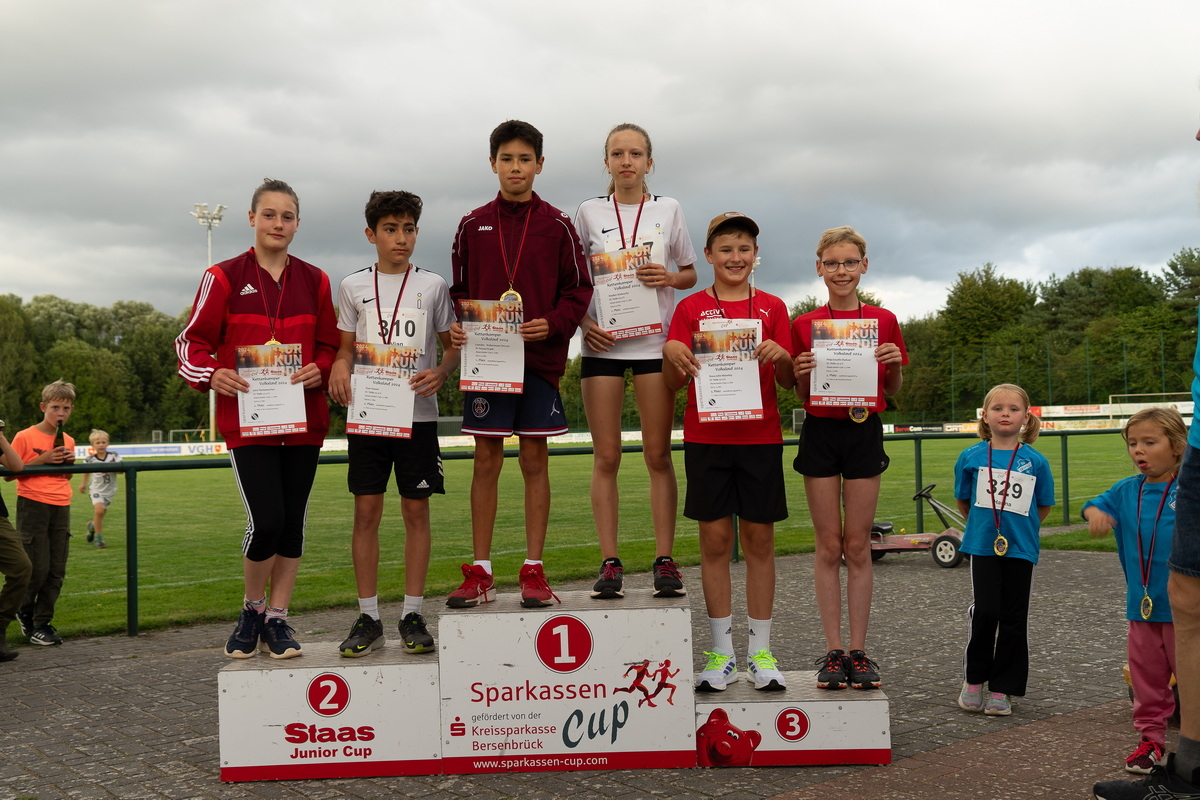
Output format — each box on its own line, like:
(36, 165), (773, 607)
(574, 123), (697, 600)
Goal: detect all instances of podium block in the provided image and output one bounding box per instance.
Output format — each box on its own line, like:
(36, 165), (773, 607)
(438, 589), (696, 773)
(694, 671), (891, 767)
(218, 646), (441, 781)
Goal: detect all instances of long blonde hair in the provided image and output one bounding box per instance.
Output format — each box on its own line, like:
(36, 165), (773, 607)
(977, 383), (1042, 443)
(604, 123), (652, 196)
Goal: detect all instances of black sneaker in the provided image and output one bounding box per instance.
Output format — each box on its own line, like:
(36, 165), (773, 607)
(29, 624), (63, 646)
(399, 612), (434, 654)
(339, 614), (384, 658)
(1094, 754), (1200, 799)
(224, 607), (262, 658)
(590, 558), (624, 599)
(847, 649), (882, 689)
(17, 611), (33, 637)
(815, 649), (849, 689)
(652, 556), (686, 598)
(86, 521), (95, 543)
(259, 617), (302, 659)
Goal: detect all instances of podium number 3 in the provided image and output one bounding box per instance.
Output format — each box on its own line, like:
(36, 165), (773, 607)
(535, 615), (594, 674)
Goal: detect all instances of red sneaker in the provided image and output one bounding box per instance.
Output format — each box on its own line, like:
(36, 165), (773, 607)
(519, 563), (560, 608)
(445, 564), (496, 608)
(1125, 737), (1165, 774)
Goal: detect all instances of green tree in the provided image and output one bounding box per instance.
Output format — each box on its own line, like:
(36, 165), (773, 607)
(0, 295), (38, 428)
(42, 338), (134, 437)
(1160, 246), (1200, 314)
(940, 264), (1036, 346)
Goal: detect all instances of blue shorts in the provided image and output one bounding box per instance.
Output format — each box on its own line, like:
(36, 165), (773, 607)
(1169, 444), (1200, 578)
(462, 370), (567, 438)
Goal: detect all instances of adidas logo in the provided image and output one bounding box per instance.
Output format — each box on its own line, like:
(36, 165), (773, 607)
(415, 479), (430, 489)
(240, 284), (258, 296)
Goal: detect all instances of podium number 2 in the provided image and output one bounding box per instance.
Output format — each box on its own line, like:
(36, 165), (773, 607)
(307, 673), (351, 717)
(535, 616), (594, 674)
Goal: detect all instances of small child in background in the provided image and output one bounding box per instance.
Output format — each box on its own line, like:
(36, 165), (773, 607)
(78, 429), (120, 549)
(1083, 407), (1186, 774)
(954, 383), (1055, 717)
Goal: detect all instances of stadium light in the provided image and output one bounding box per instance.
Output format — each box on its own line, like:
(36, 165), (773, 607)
(190, 202), (226, 443)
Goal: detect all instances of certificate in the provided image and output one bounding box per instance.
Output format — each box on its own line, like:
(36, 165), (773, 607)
(458, 298), (524, 394)
(692, 327), (762, 422)
(589, 244), (661, 340)
(346, 342), (417, 438)
(808, 318), (879, 407)
(235, 344), (307, 437)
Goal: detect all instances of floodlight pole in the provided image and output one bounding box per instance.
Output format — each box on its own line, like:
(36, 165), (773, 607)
(191, 203), (227, 444)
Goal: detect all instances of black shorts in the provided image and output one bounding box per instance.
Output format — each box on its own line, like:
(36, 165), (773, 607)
(683, 442), (788, 523)
(793, 413), (890, 479)
(462, 371), (567, 437)
(580, 357), (663, 379)
(347, 422), (444, 499)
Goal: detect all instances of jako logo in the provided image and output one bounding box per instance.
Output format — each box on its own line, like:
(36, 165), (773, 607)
(478, 225), (493, 231)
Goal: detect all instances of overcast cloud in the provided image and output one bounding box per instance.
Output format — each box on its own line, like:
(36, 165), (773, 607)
(2, 0), (1198, 325)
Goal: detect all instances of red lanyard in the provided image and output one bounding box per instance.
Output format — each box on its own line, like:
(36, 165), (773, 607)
(614, 194), (645, 249)
(988, 443), (1021, 533)
(712, 286), (754, 321)
(1135, 474), (1175, 591)
(252, 253), (290, 345)
(497, 204), (532, 291)
(373, 266), (411, 345)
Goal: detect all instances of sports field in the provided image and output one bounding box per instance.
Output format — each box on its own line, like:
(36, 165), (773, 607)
(49, 432), (1130, 639)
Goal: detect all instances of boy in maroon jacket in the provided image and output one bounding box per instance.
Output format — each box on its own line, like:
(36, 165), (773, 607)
(447, 120), (592, 609)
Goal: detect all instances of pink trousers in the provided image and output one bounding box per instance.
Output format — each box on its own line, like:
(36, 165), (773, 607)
(1127, 620), (1177, 745)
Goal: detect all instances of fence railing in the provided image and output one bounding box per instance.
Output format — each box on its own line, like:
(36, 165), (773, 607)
(8, 428), (1107, 635)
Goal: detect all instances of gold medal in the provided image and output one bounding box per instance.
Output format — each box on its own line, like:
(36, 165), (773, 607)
(265, 337), (281, 346)
(1141, 592), (1153, 620)
(500, 288), (522, 303)
(993, 534), (1008, 556)
(849, 406), (869, 423)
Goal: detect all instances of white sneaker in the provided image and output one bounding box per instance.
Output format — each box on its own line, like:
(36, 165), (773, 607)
(747, 649), (786, 691)
(695, 651), (738, 692)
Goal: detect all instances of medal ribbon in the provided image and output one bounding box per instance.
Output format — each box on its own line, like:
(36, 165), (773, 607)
(712, 285), (754, 321)
(614, 194), (645, 250)
(373, 265), (411, 345)
(497, 203), (533, 294)
(1135, 473), (1175, 607)
(253, 252), (290, 344)
(988, 442), (1022, 536)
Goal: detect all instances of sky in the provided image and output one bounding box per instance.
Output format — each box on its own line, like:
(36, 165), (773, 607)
(3, 0), (1199, 327)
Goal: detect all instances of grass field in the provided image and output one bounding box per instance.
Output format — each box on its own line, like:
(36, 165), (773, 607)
(33, 432), (1133, 640)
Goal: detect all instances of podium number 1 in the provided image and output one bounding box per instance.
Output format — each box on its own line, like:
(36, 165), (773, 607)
(551, 624), (575, 664)
(535, 615), (594, 674)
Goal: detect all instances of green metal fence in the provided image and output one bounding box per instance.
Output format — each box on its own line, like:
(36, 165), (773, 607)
(11, 428), (1108, 635)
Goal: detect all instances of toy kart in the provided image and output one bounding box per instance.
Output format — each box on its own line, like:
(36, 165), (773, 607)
(869, 484), (966, 568)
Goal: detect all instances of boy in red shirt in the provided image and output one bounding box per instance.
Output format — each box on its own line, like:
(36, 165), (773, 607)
(663, 212), (795, 692)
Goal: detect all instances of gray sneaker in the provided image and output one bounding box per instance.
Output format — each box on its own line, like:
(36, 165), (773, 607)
(339, 614), (384, 658)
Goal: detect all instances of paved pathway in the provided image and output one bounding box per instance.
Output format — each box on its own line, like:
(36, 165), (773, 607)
(0, 542), (1156, 799)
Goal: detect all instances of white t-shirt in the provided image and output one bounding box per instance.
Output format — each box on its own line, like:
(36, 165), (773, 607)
(574, 194), (697, 360)
(336, 265), (455, 423)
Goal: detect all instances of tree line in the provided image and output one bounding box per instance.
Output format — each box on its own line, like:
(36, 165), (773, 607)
(2, 247), (1196, 440)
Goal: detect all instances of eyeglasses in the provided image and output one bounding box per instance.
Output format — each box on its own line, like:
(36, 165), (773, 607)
(819, 259), (863, 274)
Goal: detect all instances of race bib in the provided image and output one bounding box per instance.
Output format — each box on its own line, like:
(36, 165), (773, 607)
(371, 307), (428, 353)
(974, 469), (1035, 517)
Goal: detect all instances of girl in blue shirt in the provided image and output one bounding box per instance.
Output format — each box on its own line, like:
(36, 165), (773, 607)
(954, 383), (1055, 717)
(1083, 407), (1186, 774)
